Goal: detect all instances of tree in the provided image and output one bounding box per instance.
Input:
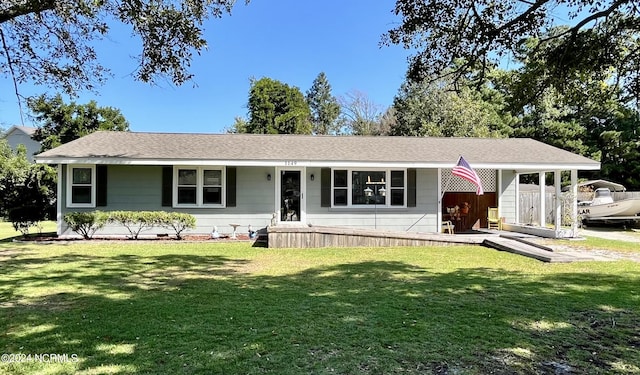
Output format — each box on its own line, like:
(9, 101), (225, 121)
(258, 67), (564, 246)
(390, 78), (511, 137)
(225, 116), (249, 134)
(384, 0), (639, 101)
(0, 0), (240, 96)
(339, 90), (385, 135)
(245, 77), (312, 134)
(0, 141), (56, 232)
(28, 94), (130, 152)
(510, 87), (589, 155)
(306, 72), (341, 135)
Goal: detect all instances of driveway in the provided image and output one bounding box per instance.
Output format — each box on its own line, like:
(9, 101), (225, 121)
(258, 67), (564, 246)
(579, 227), (640, 243)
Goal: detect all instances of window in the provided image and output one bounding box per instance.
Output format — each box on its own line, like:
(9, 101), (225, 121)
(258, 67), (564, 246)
(331, 169), (406, 208)
(332, 170), (348, 206)
(177, 169), (197, 205)
(174, 167), (225, 207)
(67, 165), (96, 208)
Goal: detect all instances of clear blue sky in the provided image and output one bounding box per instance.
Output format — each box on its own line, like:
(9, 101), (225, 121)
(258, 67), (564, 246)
(0, 0), (412, 133)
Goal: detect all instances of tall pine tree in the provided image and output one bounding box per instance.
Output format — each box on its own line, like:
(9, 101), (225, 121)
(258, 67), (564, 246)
(306, 72), (341, 135)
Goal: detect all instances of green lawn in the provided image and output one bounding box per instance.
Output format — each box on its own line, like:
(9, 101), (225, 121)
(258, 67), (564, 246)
(1, 223), (639, 374)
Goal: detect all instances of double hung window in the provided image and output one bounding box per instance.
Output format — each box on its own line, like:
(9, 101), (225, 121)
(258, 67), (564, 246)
(67, 165), (95, 208)
(174, 167), (224, 207)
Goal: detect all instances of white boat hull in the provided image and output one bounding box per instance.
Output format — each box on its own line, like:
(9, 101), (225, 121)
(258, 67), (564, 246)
(579, 198), (640, 218)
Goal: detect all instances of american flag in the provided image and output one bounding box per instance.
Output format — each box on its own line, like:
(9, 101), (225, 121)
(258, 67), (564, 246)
(452, 156), (484, 195)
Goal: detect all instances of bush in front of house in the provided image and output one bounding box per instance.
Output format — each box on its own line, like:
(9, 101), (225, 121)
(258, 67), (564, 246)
(108, 211), (162, 240)
(64, 211), (196, 240)
(8, 206), (46, 237)
(63, 211), (109, 239)
(161, 212), (196, 240)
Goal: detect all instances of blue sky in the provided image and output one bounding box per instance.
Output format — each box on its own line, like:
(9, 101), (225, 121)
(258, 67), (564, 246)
(0, 0), (412, 133)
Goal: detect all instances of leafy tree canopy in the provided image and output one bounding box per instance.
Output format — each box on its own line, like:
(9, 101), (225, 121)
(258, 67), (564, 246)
(384, 0), (639, 101)
(391, 77), (512, 138)
(0, 0), (241, 95)
(28, 94), (130, 151)
(245, 77), (311, 134)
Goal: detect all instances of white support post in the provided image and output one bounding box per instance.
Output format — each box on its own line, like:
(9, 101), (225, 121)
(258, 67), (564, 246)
(437, 168), (442, 231)
(515, 173), (520, 224)
(57, 164), (62, 235)
(554, 170), (562, 234)
(571, 170), (578, 236)
(539, 172), (546, 227)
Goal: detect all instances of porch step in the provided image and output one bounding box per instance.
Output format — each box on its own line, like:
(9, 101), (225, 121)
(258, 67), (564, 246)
(252, 231), (269, 247)
(483, 237), (580, 263)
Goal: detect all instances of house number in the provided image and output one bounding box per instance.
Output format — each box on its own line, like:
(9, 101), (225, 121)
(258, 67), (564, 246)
(284, 161), (298, 166)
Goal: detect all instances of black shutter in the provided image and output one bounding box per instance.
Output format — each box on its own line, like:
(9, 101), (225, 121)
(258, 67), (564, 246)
(226, 167), (237, 207)
(161, 166), (172, 207)
(321, 168), (331, 207)
(407, 168), (417, 207)
(96, 165), (108, 206)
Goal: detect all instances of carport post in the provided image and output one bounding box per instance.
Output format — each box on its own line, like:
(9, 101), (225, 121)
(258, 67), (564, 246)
(554, 170), (562, 233)
(539, 172), (546, 227)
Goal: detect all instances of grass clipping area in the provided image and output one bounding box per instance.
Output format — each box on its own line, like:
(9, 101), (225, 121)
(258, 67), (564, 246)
(0, 228), (638, 374)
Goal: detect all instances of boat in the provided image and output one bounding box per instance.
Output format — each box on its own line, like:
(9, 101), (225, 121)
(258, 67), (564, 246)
(578, 187), (640, 219)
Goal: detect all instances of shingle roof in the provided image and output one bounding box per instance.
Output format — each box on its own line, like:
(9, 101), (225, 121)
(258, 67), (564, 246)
(35, 131), (600, 170)
(2, 125), (37, 137)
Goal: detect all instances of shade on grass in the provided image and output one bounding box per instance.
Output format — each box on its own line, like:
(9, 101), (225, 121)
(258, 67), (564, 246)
(0, 225), (639, 374)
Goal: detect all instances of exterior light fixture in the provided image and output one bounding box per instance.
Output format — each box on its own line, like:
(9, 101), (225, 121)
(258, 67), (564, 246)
(364, 187), (373, 197)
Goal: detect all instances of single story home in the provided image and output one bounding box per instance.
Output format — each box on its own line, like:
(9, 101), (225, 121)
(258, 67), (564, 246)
(35, 131), (600, 237)
(2, 125), (41, 162)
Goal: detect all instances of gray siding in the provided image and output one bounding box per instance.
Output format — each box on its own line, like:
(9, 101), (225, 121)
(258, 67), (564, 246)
(59, 165), (276, 236)
(6, 132), (41, 162)
(58, 165), (483, 236)
(108, 165), (163, 209)
(306, 169), (439, 233)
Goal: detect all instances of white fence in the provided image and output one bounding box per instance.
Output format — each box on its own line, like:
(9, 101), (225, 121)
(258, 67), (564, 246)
(518, 191), (640, 225)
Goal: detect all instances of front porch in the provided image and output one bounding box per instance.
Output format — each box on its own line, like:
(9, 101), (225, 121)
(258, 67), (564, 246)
(265, 225), (593, 263)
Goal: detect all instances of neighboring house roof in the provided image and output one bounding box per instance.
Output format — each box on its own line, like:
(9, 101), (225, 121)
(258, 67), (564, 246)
(2, 125), (37, 138)
(2, 125), (41, 162)
(35, 131), (601, 171)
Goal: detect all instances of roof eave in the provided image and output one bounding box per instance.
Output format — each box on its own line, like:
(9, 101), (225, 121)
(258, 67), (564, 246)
(34, 157), (601, 171)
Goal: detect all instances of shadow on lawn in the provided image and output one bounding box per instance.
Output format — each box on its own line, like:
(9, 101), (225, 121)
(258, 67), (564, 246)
(0, 249), (639, 375)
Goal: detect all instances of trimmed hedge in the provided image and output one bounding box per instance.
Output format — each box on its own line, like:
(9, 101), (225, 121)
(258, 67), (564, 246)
(63, 211), (109, 240)
(63, 211), (196, 240)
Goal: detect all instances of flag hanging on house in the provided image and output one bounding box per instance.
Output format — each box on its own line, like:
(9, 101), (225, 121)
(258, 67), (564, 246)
(452, 156), (484, 195)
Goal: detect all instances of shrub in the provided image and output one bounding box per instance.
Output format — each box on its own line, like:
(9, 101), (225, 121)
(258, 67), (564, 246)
(8, 206), (45, 237)
(108, 211), (164, 240)
(63, 210), (197, 240)
(64, 211), (108, 239)
(162, 212), (196, 240)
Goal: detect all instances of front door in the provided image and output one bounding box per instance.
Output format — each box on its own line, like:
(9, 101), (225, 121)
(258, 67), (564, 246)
(279, 169), (305, 223)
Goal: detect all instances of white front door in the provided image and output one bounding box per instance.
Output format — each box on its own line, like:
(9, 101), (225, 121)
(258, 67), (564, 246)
(277, 168), (306, 224)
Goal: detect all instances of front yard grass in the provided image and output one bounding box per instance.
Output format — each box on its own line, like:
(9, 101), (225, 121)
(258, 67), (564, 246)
(0, 223), (639, 374)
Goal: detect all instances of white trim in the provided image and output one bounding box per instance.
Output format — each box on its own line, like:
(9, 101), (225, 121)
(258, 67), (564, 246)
(330, 168), (407, 209)
(173, 166), (226, 208)
(57, 165), (62, 235)
(66, 164), (96, 208)
(437, 168), (443, 227)
(515, 173), (520, 224)
(34, 157), (601, 171)
(497, 170), (503, 216)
